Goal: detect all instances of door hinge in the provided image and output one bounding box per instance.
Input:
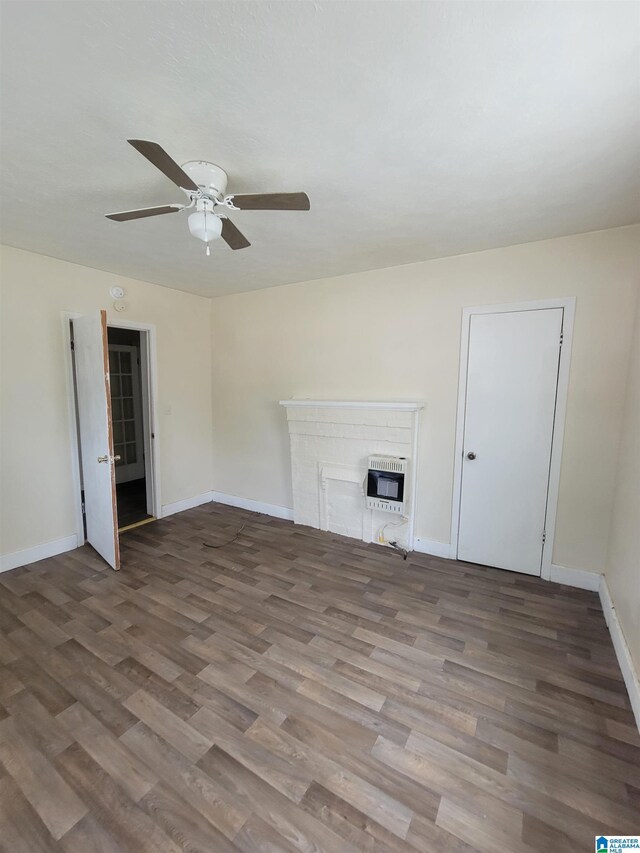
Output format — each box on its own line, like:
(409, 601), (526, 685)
(542, 531), (547, 544)
(70, 340), (75, 351)
(559, 332), (564, 348)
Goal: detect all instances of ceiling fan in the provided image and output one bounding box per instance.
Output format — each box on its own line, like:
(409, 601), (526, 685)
(105, 140), (310, 254)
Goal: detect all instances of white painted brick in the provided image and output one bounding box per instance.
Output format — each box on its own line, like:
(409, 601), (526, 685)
(284, 403), (418, 546)
(288, 421), (413, 440)
(296, 427), (411, 445)
(287, 407), (414, 428)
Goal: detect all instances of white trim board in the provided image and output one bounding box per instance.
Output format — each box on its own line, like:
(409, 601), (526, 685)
(279, 400), (424, 411)
(161, 492), (213, 518)
(0, 535), (79, 574)
(412, 537), (455, 559)
(102, 318), (162, 522)
(210, 491), (294, 521)
(600, 576), (640, 732)
(411, 543), (602, 593)
(63, 312), (163, 545)
(548, 563), (601, 592)
(61, 312), (86, 547)
(449, 297), (576, 581)
(1, 493), (291, 573)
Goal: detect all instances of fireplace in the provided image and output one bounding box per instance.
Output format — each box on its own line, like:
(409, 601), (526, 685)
(279, 400), (422, 550)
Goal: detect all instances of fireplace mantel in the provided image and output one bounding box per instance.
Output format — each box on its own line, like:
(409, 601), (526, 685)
(279, 399), (423, 411)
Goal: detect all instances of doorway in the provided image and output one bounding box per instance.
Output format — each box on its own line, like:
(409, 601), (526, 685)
(68, 314), (158, 568)
(107, 327), (154, 530)
(451, 298), (574, 579)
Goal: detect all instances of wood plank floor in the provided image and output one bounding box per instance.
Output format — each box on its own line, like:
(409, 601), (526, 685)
(0, 503), (638, 852)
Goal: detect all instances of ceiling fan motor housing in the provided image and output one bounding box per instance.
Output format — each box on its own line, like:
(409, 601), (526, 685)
(180, 161), (228, 197)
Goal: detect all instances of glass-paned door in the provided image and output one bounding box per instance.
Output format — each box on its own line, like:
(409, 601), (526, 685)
(108, 344), (145, 483)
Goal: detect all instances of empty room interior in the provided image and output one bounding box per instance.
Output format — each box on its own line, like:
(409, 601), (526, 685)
(1, 1), (640, 850)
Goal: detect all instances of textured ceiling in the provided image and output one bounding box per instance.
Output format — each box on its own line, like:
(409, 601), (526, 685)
(1, 1), (639, 297)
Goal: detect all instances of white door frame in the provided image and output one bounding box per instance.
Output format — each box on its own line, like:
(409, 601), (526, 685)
(450, 297), (575, 581)
(62, 312), (162, 545)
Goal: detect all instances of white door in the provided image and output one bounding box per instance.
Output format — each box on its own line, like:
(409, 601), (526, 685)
(457, 308), (563, 575)
(73, 311), (120, 570)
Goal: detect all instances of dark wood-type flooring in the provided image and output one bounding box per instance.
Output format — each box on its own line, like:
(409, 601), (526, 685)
(0, 503), (638, 852)
(116, 478), (151, 529)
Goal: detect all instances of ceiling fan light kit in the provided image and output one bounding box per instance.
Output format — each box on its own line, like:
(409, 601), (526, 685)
(188, 198), (223, 255)
(105, 140), (310, 254)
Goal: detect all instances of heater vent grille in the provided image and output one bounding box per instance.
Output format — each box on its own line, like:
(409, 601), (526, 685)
(368, 455), (407, 474)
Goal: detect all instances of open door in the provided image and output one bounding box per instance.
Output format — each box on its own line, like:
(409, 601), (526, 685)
(73, 310), (120, 570)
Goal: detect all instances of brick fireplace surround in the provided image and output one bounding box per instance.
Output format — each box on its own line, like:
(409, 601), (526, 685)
(279, 400), (422, 551)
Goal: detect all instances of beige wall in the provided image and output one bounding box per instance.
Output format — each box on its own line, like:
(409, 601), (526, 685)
(0, 245), (213, 559)
(1, 227), (638, 587)
(606, 292), (640, 669)
(210, 225), (640, 575)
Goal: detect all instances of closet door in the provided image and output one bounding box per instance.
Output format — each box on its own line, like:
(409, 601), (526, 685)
(457, 308), (563, 575)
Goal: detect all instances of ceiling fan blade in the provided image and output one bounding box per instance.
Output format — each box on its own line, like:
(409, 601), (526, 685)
(127, 139), (199, 191)
(229, 192), (310, 211)
(221, 217), (251, 250)
(105, 204), (184, 221)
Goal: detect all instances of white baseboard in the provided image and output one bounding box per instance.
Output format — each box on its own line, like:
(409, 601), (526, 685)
(549, 563), (602, 591)
(599, 575), (640, 732)
(0, 492), (289, 572)
(412, 537), (454, 559)
(409, 547), (603, 594)
(160, 492), (213, 518)
(210, 491), (294, 522)
(0, 534), (79, 574)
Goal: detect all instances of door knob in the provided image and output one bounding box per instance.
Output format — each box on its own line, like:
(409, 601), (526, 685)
(97, 454), (121, 463)
(466, 451), (476, 460)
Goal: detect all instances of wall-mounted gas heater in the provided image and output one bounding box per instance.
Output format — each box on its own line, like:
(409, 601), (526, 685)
(366, 455), (408, 514)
